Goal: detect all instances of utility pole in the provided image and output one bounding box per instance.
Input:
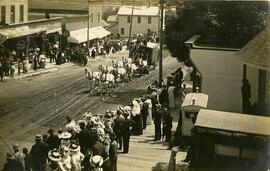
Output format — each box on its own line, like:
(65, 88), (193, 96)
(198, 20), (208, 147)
(87, 0), (90, 54)
(128, 0), (135, 47)
(159, 0), (165, 85)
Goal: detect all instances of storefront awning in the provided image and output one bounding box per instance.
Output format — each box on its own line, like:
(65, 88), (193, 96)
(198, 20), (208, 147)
(68, 26), (110, 44)
(0, 26), (46, 39)
(0, 26), (46, 43)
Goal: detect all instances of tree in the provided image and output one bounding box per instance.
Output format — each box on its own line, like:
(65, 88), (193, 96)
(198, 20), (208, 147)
(164, 1), (268, 61)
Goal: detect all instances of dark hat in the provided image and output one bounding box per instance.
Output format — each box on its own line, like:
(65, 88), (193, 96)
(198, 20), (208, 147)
(47, 129), (54, 134)
(6, 153), (14, 159)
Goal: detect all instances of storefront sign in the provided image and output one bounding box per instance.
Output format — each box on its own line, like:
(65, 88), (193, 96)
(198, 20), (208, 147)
(28, 19), (62, 34)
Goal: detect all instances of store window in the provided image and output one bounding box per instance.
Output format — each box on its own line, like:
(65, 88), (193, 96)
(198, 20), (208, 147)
(148, 16), (151, 24)
(91, 13), (94, 23)
(98, 12), (100, 22)
(127, 16), (131, 23)
(20, 5), (24, 22)
(10, 5), (15, 24)
(137, 16), (141, 23)
(1, 6), (6, 24)
(121, 28), (124, 35)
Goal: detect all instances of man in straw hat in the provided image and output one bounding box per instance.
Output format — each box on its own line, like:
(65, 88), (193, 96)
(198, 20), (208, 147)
(30, 134), (49, 171)
(121, 112), (134, 153)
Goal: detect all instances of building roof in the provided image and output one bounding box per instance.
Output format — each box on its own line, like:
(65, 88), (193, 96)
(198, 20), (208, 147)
(107, 15), (118, 22)
(236, 25), (270, 70)
(195, 109), (270, 137)
(29, 0), (89, 11)
(118, 6), (159, 16)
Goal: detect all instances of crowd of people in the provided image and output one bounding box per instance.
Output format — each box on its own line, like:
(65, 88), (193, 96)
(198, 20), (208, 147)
(0, 37), (125, 82)
(2, 66), (185, 171)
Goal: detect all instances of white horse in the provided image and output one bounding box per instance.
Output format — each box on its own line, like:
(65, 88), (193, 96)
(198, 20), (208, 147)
(85, 68), (101, 94)
(100, 72), (115, 96)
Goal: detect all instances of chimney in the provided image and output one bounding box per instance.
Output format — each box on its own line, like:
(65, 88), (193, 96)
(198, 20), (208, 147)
(192, 98), (196, 105)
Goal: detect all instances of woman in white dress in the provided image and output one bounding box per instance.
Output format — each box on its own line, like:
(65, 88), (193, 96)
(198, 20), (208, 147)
(69, 143), (84, 171)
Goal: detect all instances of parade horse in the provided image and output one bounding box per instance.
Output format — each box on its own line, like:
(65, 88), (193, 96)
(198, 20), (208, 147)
(125, 63), (138, 80)
(85, 68), (101, 94)
(99, 72), (115, 96)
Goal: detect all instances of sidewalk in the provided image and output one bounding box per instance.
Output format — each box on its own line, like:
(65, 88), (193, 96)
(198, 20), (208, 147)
(4, 58), (75, 80)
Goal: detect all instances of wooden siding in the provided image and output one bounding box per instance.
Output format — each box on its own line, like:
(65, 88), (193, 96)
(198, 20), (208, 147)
(191, 48), (258, 113)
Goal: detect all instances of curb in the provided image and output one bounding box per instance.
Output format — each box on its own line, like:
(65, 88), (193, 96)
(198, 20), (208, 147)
(14, 68), (59, 79)
(6, 63), (74, 80)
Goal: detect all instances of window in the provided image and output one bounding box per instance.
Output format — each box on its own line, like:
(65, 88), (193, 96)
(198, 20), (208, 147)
(97, 12), (100, 22)
(127, 16), (131, 23)
(1, 6), (6, 24)
(91, 13), (94, 23)
(137, 16), (141, 23)
(19, 5), (24, 22)
(148, 16), (151, 24)
(121, 28), (124, 35)
(10, 5), (15, 24)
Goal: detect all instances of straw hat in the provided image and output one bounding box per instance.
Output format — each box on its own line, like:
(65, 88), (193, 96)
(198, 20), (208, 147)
(123, 106), (131, 111)
(61, 132), (72, 140)
(13, 143), (19, 150)
(69, 143), (80, 152)
(48, 149), (61, 162)
(35, 134), (42, 140)
(90, 155), (103, 166)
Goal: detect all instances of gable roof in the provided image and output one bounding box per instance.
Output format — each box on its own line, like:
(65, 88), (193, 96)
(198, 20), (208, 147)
(118, 6), (159, 16)
(195, 109), (270, 137)
(237, 25), (270, 71)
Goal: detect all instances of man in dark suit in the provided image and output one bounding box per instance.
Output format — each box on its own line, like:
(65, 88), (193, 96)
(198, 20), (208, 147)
(46, 128), (60, 151)
(121, 112), (134, 153)
(75, 122), (91, 155)
(154, 104), (163, 141)
(2, 153), (23, 171)
(91, 133), (111, 171)
(30, 134), (49, 171)
(113, 110), (124, 151)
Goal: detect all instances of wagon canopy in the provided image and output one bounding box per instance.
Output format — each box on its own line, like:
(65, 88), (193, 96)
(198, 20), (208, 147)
(195, 109), (270, 137)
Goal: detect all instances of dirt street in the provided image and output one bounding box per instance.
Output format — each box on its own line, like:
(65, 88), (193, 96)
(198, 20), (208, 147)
(0, 50), (182, 169)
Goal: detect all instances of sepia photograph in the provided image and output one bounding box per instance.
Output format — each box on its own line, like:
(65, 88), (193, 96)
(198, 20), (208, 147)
(0, 0), (269, 170)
